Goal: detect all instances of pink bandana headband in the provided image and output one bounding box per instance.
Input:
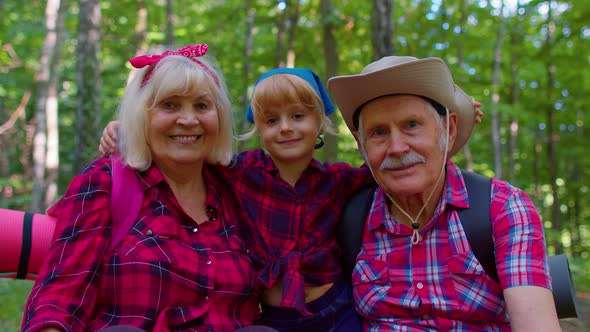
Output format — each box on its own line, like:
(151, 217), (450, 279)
(129, 44), (220, 87)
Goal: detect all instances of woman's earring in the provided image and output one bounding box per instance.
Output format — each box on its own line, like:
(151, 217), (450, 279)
(314, 135), (325, 149)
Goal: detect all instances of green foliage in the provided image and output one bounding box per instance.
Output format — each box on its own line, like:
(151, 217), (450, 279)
(0, 0), (587, 222)
(0, 0), (589, 328)
(0, 279), (33, 331)
(570, 256), (590, 293)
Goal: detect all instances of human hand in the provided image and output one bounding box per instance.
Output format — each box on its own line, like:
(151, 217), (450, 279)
(99, 121), (121, 156)
(472, 99), (484, 124)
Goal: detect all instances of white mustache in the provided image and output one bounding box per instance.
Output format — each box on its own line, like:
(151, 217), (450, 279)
(380, 153), (426, 170)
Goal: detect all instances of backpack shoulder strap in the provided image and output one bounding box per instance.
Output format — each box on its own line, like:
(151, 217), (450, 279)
(337, 185), (377, 280)
(457, 170), (498, 283)
(109, 157), (144, 252)
(337, 171), (496, 283)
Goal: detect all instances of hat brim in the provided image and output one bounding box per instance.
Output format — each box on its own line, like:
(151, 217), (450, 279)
(327, 57), (475, 157)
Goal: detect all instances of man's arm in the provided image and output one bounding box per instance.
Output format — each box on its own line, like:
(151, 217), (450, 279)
(491, 179), (561, 331)
(504, 286), (561, 332)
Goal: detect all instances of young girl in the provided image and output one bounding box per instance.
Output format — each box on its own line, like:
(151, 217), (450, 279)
(225, 68), (375, 331)
(100, 68), (483, 331)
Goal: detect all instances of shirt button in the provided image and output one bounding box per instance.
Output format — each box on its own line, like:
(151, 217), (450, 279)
(416, 282), (424, 289)
(476, 265), (483, 272)
(146, 230), (153, 235)
(206, 260), (212, 265)
(245, 249), (250, 254)
(361, 275), (367, 282)
(193, 227), (198, 233)
(204, 296), (210, 302)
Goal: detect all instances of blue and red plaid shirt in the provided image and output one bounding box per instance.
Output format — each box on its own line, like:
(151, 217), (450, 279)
(223, 149), (374, 315)
(22, 157), (260, 332)
(353, 162), (551, 331)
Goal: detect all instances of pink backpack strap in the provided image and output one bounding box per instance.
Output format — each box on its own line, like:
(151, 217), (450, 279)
(109, 157), (144, 252)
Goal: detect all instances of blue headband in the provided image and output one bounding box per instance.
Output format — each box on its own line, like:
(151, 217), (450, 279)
(246, 68), (335, 123)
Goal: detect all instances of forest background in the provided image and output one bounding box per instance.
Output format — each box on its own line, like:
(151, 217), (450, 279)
(0, 0), (589, 330)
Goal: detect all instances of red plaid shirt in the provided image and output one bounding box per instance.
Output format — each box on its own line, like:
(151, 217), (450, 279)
(22, 157), (260, 332)
(223, 149), (374, 315)
(354, 162), (551, 331)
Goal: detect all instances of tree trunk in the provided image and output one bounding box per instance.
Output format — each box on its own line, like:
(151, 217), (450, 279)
(238, 0), (255, 152)
(134, 0), (148, 56)
(44, 0), (68, 208)
(75, 0), (102, 172)
(490, 0), (505, 179)
(457, 0), (473, 170)
(275, 2), (288, 67)
(544, 2), (562, 253)
(507, 71), (519, 184)
(456, 0), (467, 63)
(320, 0), (339, 163)
(507, 0), (522, 184)
(125, 0), (148, 87)
(31, 0), (62, 212)
(371, 0), (393, 60)
(0, 136), (6, 206)
(0, 92), (29, 206)
(285, 0), (300, 68)
(571, 109), (583, 256)
(532, 128), (542, 198)
(166, 0), (175, 48)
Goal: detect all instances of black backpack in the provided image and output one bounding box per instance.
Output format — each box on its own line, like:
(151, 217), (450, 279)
(336, 170), (578, 319)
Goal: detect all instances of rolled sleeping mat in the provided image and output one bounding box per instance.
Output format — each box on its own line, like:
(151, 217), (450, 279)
(0, 208), (56, 280)
(548, 254), (579, 319)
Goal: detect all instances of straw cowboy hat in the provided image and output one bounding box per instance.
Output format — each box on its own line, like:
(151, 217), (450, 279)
(327, 56), (476, 157)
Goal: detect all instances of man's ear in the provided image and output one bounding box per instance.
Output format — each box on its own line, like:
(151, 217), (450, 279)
(447, 112), (458, 151)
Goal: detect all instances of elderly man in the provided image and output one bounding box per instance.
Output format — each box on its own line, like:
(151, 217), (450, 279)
(327, 56), (560, 331)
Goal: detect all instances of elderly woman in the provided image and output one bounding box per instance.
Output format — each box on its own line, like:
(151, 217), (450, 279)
(21, 44), (262, 332)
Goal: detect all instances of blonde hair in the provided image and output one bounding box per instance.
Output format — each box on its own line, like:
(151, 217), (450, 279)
(241, 73), (334, 139)
(117, 55), (234, 170)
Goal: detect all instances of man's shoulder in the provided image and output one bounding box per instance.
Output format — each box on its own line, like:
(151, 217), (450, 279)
(458, 170), (535, 210)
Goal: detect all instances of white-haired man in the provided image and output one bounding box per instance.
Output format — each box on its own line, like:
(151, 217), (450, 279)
(328, 56), (560, 331)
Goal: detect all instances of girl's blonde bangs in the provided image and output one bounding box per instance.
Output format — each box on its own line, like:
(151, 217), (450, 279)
(252, 74), (322, 117)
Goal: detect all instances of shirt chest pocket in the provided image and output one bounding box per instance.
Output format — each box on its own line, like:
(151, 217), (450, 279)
(447, 251), (505, 317)
(352, 257), (390, 286)
(115, 215), (183, 265)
